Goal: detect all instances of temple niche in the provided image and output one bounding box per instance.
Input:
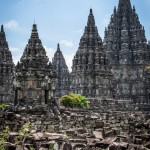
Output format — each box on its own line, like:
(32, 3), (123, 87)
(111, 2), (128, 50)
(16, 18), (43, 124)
(103, 0), (149, 103)
(13, 24), (56, 111)
(52, 43), (70, 97)
(71, 9), (113, 99)
(0, 25), (14, 103)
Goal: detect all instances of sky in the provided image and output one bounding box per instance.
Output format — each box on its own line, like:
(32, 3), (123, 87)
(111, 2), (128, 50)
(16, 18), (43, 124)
(0, 0), (150, 71)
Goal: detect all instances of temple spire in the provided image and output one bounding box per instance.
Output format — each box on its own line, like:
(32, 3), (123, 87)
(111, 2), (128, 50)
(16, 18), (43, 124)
(0, 24), (7, 47)
(133, 5), (136, 12)
(52, 43), (70, 97)
(118, 0), (131, 5)
(114, 6), (116, 14)
(14, 23), (56, 109)
(90, 8), (93, 14)
(71, 8), (112, 98)
(87, 8), (95, 27)
(1, 25), (4, 32)
(31, 24), (39, 39)
(57, 43), (60, 52)
(103, 0), (147, 103)
(0, 24), (14, 104)
(118, 0), (132, 11)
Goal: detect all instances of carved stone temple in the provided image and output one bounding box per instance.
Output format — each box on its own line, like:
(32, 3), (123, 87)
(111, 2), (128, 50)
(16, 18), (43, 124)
(71, 9), (113, 98)
(103, 0), (150, 104)
(52, 43), (70, 97)
(0, 0), (150, 107)
(13, 24), (56, 111)
(0, 25), (14, 103)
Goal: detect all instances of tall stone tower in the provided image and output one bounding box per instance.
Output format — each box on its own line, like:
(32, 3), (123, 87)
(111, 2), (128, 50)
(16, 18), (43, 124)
(0, 25), (14, 103)
(71, 9), (113, 98)
(14, 24), (56, 111)
(103, 0), (149, 103)
(52, 43), (70, 97)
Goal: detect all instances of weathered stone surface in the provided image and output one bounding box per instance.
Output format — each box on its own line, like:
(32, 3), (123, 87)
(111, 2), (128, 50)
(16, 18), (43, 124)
(1, 109), (150, 149)
(103, 0), (149, 103)
(52, 43), (70, 97)
(71, 9), (113, 99)
(0, 25), (14, 103)
(1, 0), (150, 149)
(13, 24), (56, 112)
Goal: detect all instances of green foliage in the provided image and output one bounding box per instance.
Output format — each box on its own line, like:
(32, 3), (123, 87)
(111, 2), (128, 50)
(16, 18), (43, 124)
(0, 104), (9, 109)
(15, 122), (32, 145)
(49, 143), (54, 150)
(0, 122), (32, 150)
(29, 145), (35, 150)
(0, 126), (10, 150)
(145, 65), (150, 69)
(60, 93), (89, 108)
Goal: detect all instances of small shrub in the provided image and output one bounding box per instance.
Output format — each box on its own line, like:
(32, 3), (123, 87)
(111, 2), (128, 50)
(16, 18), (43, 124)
(0, 104), (10, 109)
(60, 93), (89, 108)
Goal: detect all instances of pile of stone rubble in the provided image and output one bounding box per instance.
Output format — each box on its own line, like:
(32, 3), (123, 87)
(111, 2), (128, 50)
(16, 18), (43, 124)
(0, 108), (150, 150)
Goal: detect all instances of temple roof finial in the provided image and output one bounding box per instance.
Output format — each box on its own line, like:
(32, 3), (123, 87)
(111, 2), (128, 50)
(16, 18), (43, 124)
(1, 25), (4, 32)
(32, 24), (37, 31)
(90, 8), (93, 14)
(133, 5), (136, 12)
(57, 43), (60, 52)
(118, 0), (131, 7)
(114, 6), (116, 14)
(31, 24), (39, 39)
(57, 43), (60, 49)
(0, 24), (7, 45)
(87, 9), (95, 27)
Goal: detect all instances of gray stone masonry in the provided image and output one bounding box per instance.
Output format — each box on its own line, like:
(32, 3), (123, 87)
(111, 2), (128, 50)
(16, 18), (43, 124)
(52, 43), (70, 97)
(0, 25), (14, 103)
(13, 24), (56, 112)
(71, 9), (113, 99)
(103, 0), (150, 103)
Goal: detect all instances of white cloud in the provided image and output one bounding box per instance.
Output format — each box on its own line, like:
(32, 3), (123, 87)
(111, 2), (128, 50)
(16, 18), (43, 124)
(10, 47), (20, 52)
(44, 46), (55, 62)
(64, 53), (74, 72)
(44, 45), (73, 72)
(4, 20), (18, 29)
(13, 56), (21, 65)
(9, 46), (22, 64)
(12, 54), (21, 65)
(73, 29), (83, 35)
(60, 40), (74, 48)
(103, 14), (110, 26)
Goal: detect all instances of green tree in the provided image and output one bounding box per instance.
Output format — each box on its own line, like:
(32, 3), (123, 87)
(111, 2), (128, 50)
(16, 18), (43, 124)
(60, 93), (89, 108)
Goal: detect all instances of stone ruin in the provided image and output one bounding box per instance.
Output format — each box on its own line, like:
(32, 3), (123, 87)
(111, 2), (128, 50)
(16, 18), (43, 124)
(0, 0), (150, 149)
(13, 24), (56, 113)
(52, 43), (70, 97)
(0, 105), (150, 150)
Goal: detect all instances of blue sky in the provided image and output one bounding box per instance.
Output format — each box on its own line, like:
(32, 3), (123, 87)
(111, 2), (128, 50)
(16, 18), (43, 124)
(0, 0), (150, 71)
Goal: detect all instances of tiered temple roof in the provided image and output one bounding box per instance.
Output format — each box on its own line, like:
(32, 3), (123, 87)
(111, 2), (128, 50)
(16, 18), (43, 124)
(103, 0), (149, 103)
(52, 43), (70, 97)
(14, 24), (56, 111)
(0, 25), (14, 103)
(71, 9), (113, 98)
